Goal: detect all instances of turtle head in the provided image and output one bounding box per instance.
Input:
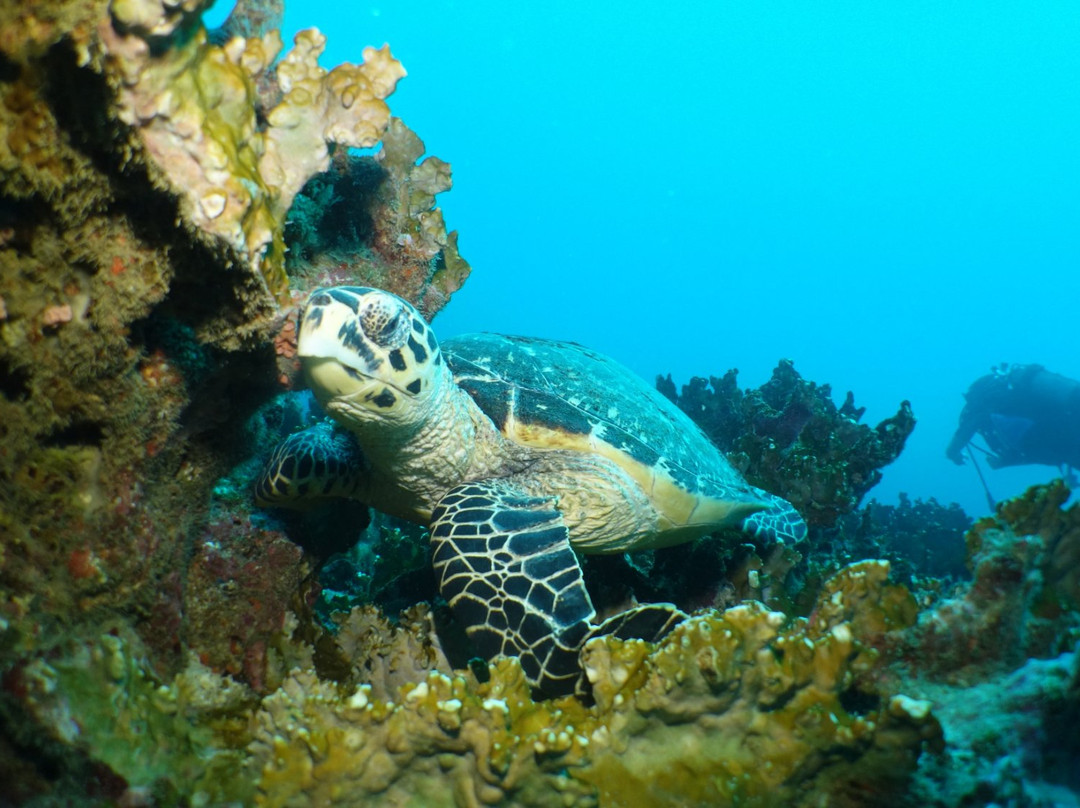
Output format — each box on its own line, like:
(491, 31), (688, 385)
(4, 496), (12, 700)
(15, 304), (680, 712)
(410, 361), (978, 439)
(297, 287), (444, 427)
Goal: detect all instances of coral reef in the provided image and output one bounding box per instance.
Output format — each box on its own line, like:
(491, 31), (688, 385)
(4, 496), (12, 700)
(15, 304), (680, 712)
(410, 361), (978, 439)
(909, 652), (1080, 806)
(1, 0), (1077, 805)
(0, 0), (463, 634)
(0, 0), (467, 799)
(211, 0), (284, 44)
(897, 480), (1080, 680)
(658, 360), (915, 526)
(886, 481), (1080, 805)
(283, 117), (472, 320)
(99, 0), (406, 299)
(10, 562), (941, 808)
(833, 494), (971, 582)
(182, 513), (309, 692)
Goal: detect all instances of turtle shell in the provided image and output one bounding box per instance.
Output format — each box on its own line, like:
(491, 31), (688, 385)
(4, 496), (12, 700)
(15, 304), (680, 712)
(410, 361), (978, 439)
(444, 333), (766, 532)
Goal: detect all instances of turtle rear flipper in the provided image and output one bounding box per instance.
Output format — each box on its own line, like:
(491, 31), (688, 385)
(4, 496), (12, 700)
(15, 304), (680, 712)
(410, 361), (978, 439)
(742, 489), (808, 544)
(431, 481), (599, 696)
(585, 603), (686, 644)
(254, 421), (368, 508)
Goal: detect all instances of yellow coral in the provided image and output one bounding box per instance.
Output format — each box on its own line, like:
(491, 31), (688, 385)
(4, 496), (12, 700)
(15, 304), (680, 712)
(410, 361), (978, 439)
(242, 566), (937, 807)
(17, 567), (939, 808)
(261, 32), (406, 226)
(98, 0), (405, 301)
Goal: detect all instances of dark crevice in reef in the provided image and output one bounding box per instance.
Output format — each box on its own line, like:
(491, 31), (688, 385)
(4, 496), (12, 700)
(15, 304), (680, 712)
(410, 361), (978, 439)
(0, 691), (116, 806)
(758, 687), (797, 714)
(0, 194), (43, 255)
(43, 40), (129, 182)
(42, 420), (105, 449)
(129, 306), (280, 460)
(283, 153), (385, 267)
(839, 686), (881, 717)
(0, 50), (20, 83)
(43, 38), (267, 343)
(0, 357), (31, 401)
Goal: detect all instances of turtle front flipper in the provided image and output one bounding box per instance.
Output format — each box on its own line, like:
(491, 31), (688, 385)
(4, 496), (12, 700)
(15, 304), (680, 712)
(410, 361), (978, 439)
(742, 489), (808, 544)
(431, 481), (686, 696)
(431, 482), (600, 696)
(255, 420), (368, 508)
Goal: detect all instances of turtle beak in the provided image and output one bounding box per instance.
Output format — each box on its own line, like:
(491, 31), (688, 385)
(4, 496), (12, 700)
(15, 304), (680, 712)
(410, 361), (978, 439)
(302, 357), (368, 401)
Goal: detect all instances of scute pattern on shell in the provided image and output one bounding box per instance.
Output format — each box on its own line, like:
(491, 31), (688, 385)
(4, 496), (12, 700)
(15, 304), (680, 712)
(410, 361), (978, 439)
(444, 333), (754, 502)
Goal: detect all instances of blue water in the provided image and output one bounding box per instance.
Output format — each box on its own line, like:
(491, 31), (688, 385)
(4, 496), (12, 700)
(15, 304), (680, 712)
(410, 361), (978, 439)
(210, 0), (1080, 517)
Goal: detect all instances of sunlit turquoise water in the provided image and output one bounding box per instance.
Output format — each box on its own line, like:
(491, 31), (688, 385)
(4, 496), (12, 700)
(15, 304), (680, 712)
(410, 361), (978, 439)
(207, 0), (1080, 517)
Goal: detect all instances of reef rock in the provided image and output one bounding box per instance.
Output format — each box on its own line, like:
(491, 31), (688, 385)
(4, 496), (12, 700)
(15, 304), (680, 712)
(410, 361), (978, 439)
(898, 480), (1080, 681)
(0, 0), (465, 797)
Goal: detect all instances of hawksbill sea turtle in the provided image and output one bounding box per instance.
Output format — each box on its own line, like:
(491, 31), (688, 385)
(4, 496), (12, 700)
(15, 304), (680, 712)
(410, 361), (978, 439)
(256, 286), (807, 695)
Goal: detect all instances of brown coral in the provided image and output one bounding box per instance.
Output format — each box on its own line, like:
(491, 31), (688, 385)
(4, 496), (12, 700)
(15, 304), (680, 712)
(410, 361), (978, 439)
(281, 118), (472, 319)
(897, 480), (1080, 681)
(660, 360), (915, 527)
(16, 563), (939, 807)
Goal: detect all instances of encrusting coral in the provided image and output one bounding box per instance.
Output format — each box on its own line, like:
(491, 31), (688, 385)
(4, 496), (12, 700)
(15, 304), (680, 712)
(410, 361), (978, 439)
(99, 0), (406, 300)
(14, 561), (940, 808)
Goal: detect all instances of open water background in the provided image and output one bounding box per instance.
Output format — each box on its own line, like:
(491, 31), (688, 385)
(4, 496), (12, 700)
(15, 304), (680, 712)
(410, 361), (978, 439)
(208, 0), (1080, 517)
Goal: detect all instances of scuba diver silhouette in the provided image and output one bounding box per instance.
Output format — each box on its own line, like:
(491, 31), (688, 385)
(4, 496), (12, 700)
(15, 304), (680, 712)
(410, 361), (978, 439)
(947, 363), (1080, 506)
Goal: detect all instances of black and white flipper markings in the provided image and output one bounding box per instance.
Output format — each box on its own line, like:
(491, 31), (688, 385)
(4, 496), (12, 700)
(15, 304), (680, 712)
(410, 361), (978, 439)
(431, 480), (687, 695)
(430, 482), (594, 695)
(254, 420), (367, 507)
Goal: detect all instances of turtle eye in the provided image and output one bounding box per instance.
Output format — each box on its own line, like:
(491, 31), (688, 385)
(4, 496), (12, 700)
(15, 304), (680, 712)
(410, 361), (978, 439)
(376, 312), (402, 342)
(361, 301), (410, 348)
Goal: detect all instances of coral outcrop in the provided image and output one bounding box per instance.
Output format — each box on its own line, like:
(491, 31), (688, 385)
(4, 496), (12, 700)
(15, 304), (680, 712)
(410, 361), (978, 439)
(99, 0), (406, 299)
(898, 480), (1080, 680)
(283, 117), (472, 320)
(890, 481), (1080, 805)
(659, 360), (915, 526)
(12, 562), (941, 807)
(0, 0), (466, 798)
